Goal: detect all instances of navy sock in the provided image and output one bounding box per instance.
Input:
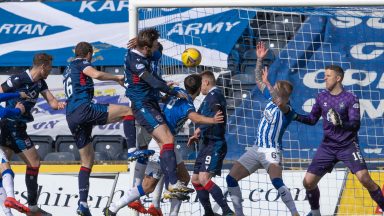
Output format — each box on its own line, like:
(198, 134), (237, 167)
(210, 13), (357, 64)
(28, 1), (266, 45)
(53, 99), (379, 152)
(123, 115), (136, 149)
(306, 186), (320, 210)
(79, 166), (91, 203)
(369, 185), (384, 211)
(26, 166), (39, 205)
(159, 143), (178, 184)
(204, 180), (232, 214)
(193, 183), (214, 215)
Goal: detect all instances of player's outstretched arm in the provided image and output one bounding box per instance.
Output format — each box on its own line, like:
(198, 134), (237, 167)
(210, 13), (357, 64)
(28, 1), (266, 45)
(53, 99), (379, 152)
(140, 71), (184, 98)
(83, 66), (124, 85)
(188, 110), (224, 125)
(41, 90), (66, 110)
(0, 92), (25, 102)
(295, 96), (322, 125)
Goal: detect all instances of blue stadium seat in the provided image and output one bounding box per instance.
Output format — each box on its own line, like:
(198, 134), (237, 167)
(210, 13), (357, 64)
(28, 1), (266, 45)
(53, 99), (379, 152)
(34, 142), (53, 161)
(44, 152), (75, 162)
(258, 23), (287, 40)
(116, 152), (128, 160)
(11, 154), (22, 162)
(104, 66), (124, 74)
(94, 151), (111, 161)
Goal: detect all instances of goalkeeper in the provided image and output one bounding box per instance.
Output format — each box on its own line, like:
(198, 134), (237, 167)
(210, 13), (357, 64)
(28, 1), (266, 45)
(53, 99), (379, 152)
(294, 65), (384, 216)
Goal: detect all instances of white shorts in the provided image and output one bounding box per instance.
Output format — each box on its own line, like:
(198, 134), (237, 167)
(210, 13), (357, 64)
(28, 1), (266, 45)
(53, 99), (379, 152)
(237, 145), (281, 173)
(145, 139), (183, 180)
(0, 149), (8, 164)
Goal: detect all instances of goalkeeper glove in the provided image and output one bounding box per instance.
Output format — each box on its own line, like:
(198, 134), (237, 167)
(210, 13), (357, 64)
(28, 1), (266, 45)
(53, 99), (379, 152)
(327, 108), (342, 126)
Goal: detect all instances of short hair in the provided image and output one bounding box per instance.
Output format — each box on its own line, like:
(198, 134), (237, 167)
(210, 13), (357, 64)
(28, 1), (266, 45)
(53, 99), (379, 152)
(275, 80), (293, 98)
(200, 70), (216, 85)
(137, 28), (159, 49)
(325, 65), (344, 79)
(184, 74), (202, 95)
(75, 42), (93, 58)
(33, 53), (53, 67)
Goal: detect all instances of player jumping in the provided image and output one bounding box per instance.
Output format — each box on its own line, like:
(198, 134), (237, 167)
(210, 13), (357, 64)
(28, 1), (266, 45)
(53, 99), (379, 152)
(226, 42), (299, 216)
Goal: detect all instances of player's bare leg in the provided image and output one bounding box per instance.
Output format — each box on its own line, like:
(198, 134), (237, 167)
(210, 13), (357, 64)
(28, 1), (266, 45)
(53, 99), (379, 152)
(226, 161), (251, 216)
(303, 172), (322, 216)
(355, 169), (384, 211)
(268, 164), (299, 216)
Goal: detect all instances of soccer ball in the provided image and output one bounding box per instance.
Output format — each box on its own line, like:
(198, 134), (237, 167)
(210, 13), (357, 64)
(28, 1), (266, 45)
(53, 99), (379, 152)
(181, 48), (202, 67)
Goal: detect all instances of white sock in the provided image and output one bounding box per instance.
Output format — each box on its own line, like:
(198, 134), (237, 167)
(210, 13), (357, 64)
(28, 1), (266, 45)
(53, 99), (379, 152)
(110, 186), (142, 213)
(152, 176), (164, 208)
(2, 171), (14, 198)
(133, 162), (147, 187)
(0, 187), (12, 216)
(278, 186), (298, 215)
(228, 186), (244, 216)
(170, 198), (182, 216)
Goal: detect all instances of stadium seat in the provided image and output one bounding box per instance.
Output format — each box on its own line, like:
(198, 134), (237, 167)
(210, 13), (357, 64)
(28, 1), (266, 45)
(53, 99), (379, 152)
(116, 152), (128, 160)
(11, 154), (22, 162)
(44, 152), (75, 162)
(94, 141), (124, 160)
(104, 66), (124, 74)
(273, 14), (303, 35)
(34, 142), (53, 161)
(94, 151), (111, 161)
(57, 142), (80, 161)
(30, 135), (54, 147)
(258, 23), (287, 40)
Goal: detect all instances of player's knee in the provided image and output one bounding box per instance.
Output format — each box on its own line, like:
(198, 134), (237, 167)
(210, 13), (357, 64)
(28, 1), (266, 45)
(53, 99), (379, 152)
(226, 175), (239, 187)
(198, 175), (210, 186)
(143, 182), (156, 194)
(303, 178), (316, 190)
(271, 178), (285, 190)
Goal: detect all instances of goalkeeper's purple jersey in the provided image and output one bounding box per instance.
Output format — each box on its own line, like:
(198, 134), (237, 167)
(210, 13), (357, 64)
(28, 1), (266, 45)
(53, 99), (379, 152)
(296, 89), (360, 148)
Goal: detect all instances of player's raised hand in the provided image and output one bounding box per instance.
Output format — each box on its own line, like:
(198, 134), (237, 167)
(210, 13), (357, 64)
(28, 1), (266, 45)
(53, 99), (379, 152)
(15, 102), (25, 114)
(19, 92), (30, 99)
(327, 108), (342, 126)
(213, 110), (224, 123)
(127, 37), (138, 49)
(256, 41), (269, 59)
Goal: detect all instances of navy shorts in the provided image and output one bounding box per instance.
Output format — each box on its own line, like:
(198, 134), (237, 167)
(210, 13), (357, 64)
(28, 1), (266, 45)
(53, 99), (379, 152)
(0, 119), (34, 154)
(193, 138), (227, 176)
(66, 103), (109, 149)
(307, 142), (367, 176)
(132, 101), (165, 134)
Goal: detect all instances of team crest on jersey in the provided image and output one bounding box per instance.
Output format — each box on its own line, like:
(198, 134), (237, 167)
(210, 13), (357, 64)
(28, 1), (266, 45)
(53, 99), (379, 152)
(323, 102), (328, 107)
(339, 102), (345, 109)
(136, 64), (145, 70)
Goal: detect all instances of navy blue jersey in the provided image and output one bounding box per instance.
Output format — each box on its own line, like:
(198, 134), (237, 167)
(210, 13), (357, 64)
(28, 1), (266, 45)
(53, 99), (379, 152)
(163, 88), (195, 135)
(1, 70), (48, 122)
(63, 58), (94, 114)
(197, 87), (227, 139)
(124, 49), (166, 104)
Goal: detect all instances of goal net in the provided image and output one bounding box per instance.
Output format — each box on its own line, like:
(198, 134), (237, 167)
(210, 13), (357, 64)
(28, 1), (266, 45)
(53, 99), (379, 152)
(129, 1), (384, 215)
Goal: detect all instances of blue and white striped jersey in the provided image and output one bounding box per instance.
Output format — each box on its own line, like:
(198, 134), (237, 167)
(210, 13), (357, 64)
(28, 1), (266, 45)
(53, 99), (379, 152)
(256, 88), (296, 150)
